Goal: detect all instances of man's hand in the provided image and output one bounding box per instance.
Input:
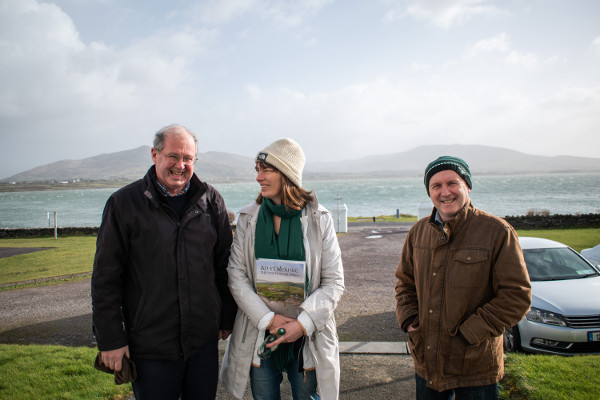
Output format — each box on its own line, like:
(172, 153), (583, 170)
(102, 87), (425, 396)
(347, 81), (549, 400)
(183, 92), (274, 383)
(407, 325), (417, 332)
(100, 345), (129, 372)
(266, 320), (304, 348)
(219, 330), (232, 340)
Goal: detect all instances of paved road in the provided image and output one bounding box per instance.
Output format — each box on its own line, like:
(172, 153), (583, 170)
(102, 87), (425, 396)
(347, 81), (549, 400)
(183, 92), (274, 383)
(0, 222), (417, 399)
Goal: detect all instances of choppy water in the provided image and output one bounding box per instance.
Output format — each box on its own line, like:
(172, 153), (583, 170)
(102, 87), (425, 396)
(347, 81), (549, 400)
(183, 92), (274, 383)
(1, 173), (599, 228)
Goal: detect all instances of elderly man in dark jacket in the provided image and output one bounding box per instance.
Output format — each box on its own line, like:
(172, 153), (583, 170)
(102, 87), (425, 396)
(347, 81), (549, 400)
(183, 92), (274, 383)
(92, 124), (237, 399)
(395, 156), (531, 400)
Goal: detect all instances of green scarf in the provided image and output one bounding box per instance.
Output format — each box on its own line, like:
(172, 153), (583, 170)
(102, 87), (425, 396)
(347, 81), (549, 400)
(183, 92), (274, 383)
(255, 198), (305, 261)
(255, 198), (305, 372)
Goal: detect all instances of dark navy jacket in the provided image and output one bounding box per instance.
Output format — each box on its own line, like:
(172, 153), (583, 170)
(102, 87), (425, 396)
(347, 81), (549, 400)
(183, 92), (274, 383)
(92, 166), (236, 360)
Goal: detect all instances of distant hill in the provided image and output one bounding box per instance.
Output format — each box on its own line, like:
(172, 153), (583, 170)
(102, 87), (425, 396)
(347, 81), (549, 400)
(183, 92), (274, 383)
(1, 146), (256, 183)
(2, 144), (599, 184)
(306, 144), (600, 177)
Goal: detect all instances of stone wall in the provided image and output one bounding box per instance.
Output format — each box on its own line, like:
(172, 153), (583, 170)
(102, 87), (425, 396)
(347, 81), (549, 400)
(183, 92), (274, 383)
(0, 227), (99, 238)
(503, 213), (600, 229)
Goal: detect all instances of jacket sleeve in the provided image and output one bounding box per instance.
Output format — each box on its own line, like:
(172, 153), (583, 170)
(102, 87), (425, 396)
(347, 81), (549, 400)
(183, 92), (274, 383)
(227, 212), (273, 328)
(91, 194), (130, 351)
(297, 211), (345, 335)
(459, 227), (532, 345)
(395, 229), (419, 332)
(209, 188), (237, 331)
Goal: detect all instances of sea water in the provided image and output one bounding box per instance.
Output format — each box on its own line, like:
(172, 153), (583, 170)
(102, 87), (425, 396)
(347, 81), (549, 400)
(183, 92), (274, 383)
(0, 173), (599, 229)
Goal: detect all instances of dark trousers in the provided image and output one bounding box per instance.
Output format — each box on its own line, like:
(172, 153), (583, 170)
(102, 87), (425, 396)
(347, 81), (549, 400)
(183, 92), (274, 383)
(415, 374), (498, 400)
(132, 341), (219, 400)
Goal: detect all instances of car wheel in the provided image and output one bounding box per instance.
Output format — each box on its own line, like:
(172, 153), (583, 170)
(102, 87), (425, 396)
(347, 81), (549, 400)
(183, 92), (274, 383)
(503, 326), (522, 352)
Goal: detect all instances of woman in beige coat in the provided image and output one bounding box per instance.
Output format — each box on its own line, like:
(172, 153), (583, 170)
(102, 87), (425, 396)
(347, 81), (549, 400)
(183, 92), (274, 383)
(220, 138), (344, 400)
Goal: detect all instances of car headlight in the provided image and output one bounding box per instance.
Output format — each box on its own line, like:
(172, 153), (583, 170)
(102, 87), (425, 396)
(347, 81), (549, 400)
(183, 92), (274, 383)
(526, 307), (567, 326)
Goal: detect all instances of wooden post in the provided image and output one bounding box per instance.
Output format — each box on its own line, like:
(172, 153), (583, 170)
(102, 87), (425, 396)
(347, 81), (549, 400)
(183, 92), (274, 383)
(54, 211), (58, 239)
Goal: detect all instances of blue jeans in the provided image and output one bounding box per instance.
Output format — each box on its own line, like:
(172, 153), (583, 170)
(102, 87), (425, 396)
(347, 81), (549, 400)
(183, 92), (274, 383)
(250, 354), (320, 400)
(415, 374), (498, 400)
(131, 341), (218, 400)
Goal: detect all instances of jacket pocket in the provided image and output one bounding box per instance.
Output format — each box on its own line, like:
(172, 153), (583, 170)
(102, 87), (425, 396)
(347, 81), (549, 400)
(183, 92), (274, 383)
(444, 335), (497, 376)
(128, 293), (146, 333)
(407, 329), (424, 366)
(449, 249), (490, 288)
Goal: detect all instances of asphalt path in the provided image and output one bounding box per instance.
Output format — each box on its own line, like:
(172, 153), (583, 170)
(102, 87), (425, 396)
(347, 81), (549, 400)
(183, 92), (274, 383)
(0, 221), (417, 399)
(0, 247), (52, 259)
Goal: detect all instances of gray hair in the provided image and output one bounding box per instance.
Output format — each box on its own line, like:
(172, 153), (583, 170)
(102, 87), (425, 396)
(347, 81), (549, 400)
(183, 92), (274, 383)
(153, 124), (198, 155)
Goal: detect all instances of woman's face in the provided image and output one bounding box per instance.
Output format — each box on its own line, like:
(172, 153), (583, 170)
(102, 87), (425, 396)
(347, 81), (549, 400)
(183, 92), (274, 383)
(256, 163), (283, 204)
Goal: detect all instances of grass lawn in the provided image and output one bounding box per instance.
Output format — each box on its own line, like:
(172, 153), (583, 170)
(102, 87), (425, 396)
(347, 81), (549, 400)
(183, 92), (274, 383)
(0, 236), (97, 288)
(501, 353), (600, 400)
(0, 344), (131, 400)
(515, 228), (600, 252)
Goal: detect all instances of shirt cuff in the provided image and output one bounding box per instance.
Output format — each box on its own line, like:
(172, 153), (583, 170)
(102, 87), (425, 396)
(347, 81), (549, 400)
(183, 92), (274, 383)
(297, 312), (315, 336)
(258, 311), (275, 330)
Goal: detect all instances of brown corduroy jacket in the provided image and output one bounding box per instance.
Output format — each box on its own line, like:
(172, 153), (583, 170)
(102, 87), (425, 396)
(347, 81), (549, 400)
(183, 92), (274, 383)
(395, 201), (531, 392)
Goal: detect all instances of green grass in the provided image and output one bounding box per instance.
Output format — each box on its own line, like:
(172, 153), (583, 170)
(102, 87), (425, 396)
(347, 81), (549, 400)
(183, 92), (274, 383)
(516, 228), (600, 252)
(0, 344), (132, 400)
(348, 214), (418, 223)
(0, 236), (97, 287)
(500, 353), (600, 400)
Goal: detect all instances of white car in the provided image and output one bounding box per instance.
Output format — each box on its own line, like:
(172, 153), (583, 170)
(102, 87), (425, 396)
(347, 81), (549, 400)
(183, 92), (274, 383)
(504, 237), (600, 355)
(581, 244), (600, 267)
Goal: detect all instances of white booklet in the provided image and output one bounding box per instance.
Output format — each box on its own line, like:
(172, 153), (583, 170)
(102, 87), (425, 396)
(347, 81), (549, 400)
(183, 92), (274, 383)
(255, 258), (306, 318)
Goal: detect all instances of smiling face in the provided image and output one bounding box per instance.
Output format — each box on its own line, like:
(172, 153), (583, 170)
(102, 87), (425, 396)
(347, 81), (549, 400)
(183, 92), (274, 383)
(151, 130), (196, 195)
(255, 162), (283, 205)
(428, 169), (471, 222)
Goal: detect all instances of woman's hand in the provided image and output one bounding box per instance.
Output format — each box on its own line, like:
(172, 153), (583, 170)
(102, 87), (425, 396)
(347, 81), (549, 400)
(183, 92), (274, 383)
(266, 320), (305, 348)
(267, 314), (295, 334)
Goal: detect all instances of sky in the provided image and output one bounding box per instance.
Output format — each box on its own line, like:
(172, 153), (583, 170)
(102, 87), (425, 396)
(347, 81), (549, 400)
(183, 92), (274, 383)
(1, 0), (600, 178)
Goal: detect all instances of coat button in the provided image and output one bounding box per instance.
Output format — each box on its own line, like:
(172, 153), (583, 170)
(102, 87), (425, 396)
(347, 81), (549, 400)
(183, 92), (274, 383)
(432, 272), (437, 277)
(429, 309), (433, 314)
(466, 256), (472, 261)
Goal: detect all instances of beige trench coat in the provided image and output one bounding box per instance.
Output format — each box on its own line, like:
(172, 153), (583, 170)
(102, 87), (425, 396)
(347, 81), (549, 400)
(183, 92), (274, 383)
(220, 199), (345, 399)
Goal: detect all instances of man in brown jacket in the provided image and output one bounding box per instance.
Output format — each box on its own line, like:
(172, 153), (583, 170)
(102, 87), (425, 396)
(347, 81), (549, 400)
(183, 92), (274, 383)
(395, 156), (531, 399)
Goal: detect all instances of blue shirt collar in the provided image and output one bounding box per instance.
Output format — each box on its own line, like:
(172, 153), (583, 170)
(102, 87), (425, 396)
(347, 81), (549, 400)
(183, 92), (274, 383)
(154, 178), (191, 197)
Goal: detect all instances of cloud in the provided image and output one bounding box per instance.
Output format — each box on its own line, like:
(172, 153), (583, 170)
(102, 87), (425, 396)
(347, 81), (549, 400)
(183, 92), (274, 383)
(591, 36), (600, 55)
(213, 73), (600, 164)
(191, 0), (333, 28)
(384, 0), (501, 28)
(466, 33), (541, 68)
(467, 32), (511, 56)
(0, 0), (218, 118)
(505, 50), (539, 68)
(0, 0), (223, 175)
(191, 0), (259, 24)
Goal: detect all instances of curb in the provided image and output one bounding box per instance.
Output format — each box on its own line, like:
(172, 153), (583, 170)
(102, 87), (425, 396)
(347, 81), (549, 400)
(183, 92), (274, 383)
(340, 341), (410, 354)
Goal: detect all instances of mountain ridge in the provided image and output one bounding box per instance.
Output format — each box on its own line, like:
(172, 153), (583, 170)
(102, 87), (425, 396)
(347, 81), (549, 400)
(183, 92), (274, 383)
(3, 144), (599, 183)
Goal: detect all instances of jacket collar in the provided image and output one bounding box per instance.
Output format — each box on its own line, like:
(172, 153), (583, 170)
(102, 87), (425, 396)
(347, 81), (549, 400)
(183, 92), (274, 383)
(142, 166), (207, 209)
(429, 199), (473, 239)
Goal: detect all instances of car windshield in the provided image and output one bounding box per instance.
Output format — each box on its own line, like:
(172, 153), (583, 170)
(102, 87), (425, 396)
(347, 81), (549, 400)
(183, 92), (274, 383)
(523, 247), (600, 281)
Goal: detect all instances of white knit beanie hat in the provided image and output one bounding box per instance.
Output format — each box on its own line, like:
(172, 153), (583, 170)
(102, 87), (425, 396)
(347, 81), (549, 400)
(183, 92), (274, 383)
(256, 138), (305, 187)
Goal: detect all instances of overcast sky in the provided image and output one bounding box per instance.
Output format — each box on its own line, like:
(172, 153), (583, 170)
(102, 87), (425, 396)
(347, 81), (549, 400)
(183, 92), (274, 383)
(1, 0), (599, 178)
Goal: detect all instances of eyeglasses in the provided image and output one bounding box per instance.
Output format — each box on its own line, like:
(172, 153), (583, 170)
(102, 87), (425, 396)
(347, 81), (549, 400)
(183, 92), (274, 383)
(159, 152), (198, 166)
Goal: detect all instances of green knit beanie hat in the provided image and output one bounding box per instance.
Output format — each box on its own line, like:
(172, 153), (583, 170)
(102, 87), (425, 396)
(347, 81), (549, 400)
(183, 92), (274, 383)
(424, 156), (472, 196)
